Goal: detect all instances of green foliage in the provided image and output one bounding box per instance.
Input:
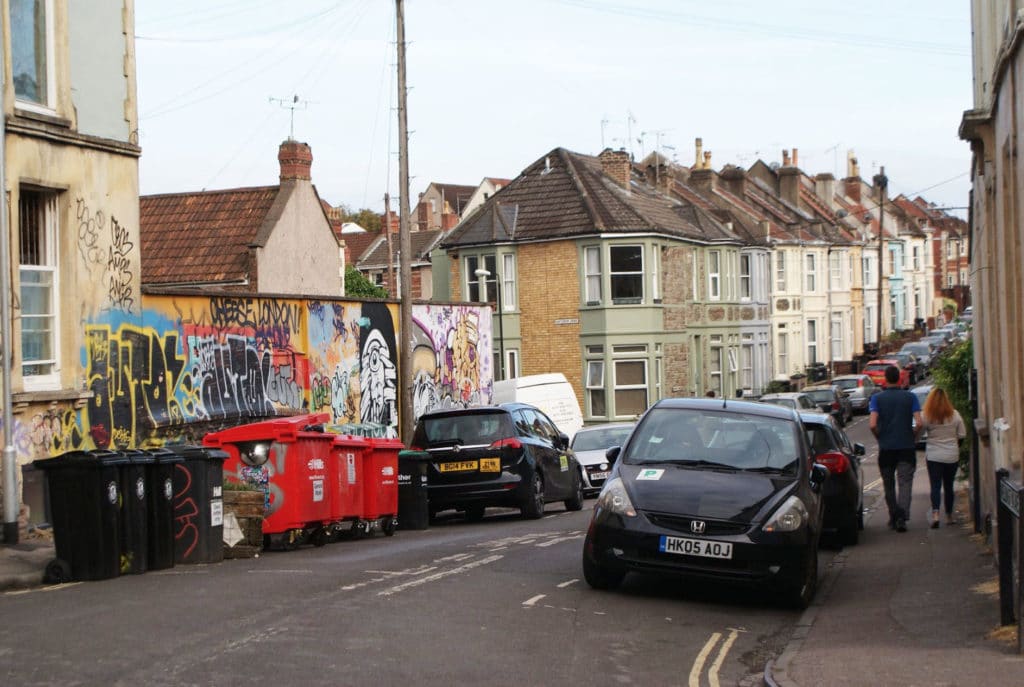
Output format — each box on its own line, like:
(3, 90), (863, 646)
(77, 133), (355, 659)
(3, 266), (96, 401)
(764, 379), (790, 394)
(345, 266), (389, 298)
(930, 338), (974, 466)
(338, 206), (382, 233)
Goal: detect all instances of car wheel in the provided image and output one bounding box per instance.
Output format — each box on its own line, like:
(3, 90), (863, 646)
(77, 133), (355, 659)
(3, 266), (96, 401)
(781, 545), (819, 610)
(857, 504), (865, 530)
(583, 551), (625, 590)
(464, 505), (486, 522)
(840, 509), (859, 546)
(565, 471), (585, 512)
(521, 472), (545, 520)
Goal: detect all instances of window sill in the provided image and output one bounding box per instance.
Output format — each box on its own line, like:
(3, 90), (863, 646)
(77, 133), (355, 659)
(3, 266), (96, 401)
(12, 106), (72, 129)
(611, 298), (643, 306)
(12, 389), (94, 410)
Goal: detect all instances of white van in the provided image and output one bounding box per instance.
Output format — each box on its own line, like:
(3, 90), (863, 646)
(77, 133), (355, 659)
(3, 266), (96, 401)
(492, 373), (584, 440)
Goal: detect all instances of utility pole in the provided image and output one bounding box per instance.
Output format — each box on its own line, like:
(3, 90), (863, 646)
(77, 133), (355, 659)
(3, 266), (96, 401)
(0, 59), (16, 543)
(396, 0), (414, 443)
(384, 192), (396, 294)
(874, 167), (888, 348)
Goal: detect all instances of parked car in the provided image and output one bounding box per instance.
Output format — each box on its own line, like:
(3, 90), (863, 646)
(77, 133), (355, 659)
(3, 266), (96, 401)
(920, 335), (949, 354)
(758, 392), (822, 413)
(863, 358), (911, 389)
(801, 412), (865, 546)
(802, 384), (854, 426)
(887, 351), (923, 385)
(900, 341), (936, 370)
(411, 403), (584, 521)
(582, 398), (827, 609)
(830, 374), (880, 414)
(570, 423), (636, 496)
(911, 384), (933, 450)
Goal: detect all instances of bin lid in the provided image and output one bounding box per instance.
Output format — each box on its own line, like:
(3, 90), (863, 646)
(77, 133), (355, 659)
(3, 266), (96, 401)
(161, 444), (229, 463)
(145, 447), (185, 465)
(121, 448), (156, 465)
(330, 433), (370, 449)
(32, 449), (130, 470)
(203, 413), (332, 446)
(367, 437), (406, 449)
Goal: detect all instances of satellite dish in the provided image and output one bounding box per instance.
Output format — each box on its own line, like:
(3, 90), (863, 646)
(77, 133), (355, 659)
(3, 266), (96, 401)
(769, 161), (781, 171)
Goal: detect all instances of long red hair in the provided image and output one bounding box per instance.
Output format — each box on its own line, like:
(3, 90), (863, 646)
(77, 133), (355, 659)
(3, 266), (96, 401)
(922, 387), (954, 424)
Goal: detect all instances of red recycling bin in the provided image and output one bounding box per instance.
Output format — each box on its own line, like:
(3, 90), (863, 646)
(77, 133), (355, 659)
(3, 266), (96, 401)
(329, 434), (368, 524)
(204, 413), (337, 548)
(361, 437), (403, 536)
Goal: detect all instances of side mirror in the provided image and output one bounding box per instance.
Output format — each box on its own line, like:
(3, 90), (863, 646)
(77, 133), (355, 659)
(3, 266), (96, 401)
(853, 442), (866, 456)
(810, 463), (829, 490)
(557, 432), (570, 449)
(605, 446), (621, 464)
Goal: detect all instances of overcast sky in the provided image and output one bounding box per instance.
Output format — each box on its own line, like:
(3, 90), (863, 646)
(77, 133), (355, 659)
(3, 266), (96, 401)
(135, 0), (972, 217)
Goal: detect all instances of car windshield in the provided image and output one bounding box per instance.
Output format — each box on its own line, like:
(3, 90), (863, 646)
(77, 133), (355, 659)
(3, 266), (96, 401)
(833, 378), (859, 391)
(622, 407), (799, 472)
(571, 426), (633, 451)
(416, 412), (514, 446)
(804, 390), (833, 402)
(864, 364), (889, 373)
(903, 344), (930, 355)
(761, 398), (796, 409)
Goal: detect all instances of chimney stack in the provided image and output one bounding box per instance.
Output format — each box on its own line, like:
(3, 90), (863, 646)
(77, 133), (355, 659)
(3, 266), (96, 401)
(846, 150), (860, 178)
(782, 149), (791, 167)
(279, 140), (313, 181)
(720, 165), (748, 197)
(814, 173), (836, 209)
(695, 138), (704, 168)
(792, 148), (799, 167)
(599, 148), (632, 191)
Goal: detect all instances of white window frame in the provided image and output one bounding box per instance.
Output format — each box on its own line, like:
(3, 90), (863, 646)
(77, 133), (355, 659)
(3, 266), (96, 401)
(805, 253), (816, 292)
(465, 254), (497, 303)
(912, 246), (920, 271)
(584, 245), (602, 304)
(609, 244), (644, 303)
(11, 0), (57, 113)
(777, 331), (788, 376)
(806, 319), (818, 365)
(740, 340), (753, 390)
(864, 304), (876, 344)
(775, 251), (786, 291)
(505, 349), (520, 379)
(502, 253), (516, 311)
(862, 255), (874, 289)
(830, 316), (843, 361)
(650, 244), (660, 301)
(586, 359), (606, 418)
(708, 250), (721, 301)
(739, 253), (751, 300)
(709, 343), (723, 396)
(19, 189), (60, 390)
(829, 252), (841, 290)
(613, 358), (648, 418)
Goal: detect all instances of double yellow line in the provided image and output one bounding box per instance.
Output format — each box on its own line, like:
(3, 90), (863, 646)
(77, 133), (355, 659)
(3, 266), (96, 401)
(688, 627), (744, 687)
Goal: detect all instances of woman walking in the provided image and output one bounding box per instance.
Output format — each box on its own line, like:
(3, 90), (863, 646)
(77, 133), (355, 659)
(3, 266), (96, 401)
(921, 387), (966, 528)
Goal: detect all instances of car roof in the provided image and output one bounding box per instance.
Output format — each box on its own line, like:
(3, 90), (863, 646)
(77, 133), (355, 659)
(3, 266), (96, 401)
(832, 374), (869, 380)
(417, 402), (537, 420)
(652, 397), (795, 420)
(575, 422), (634, 432)
(798, 411), (836, 426)
(803, 384), (837, 391)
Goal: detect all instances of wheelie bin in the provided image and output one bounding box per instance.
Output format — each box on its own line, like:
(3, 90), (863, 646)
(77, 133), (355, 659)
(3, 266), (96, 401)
(144, 447), (184, 571)
(397, 449), (430, 530)
(163, 444), (227, 564)
(119, 449), (154, 574)
(360, 437), (403, 536)
(205, 413), (337, 549)
(32, 450), (127, 582)
(329, 433), (368, 538)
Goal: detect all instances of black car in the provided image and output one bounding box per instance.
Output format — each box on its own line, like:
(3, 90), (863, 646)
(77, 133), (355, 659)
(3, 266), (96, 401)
(582, 398), (827, 609)
(802, 384), (854, 426)
(800, 411), (864, 546)
(411, 403), (584, 521)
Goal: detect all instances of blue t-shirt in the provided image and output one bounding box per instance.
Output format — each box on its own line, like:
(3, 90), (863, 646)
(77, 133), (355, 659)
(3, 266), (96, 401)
(869, 388), (921, 451)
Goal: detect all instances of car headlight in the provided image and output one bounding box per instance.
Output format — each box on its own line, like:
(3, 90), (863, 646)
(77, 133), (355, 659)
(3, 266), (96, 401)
(595, 477), (636, 517)
(762, 495), (808, 533)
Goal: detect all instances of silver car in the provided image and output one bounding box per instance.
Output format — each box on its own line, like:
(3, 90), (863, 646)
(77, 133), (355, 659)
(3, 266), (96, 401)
(831, 374), (880, 414)
(569, 423), (635, 495)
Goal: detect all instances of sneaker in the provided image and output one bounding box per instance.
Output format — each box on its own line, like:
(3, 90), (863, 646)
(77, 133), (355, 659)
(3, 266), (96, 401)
(896, 517), (907, 532)
(930, 510), (940, 529)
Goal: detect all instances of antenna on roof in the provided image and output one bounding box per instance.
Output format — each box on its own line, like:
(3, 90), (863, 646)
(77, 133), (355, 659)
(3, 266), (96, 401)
(269, 94), (313, 140)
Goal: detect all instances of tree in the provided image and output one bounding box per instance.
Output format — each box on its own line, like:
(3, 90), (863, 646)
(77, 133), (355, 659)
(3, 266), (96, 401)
(345, 266), (388, 298)
(930, 338), (973, 467)
(336, 205), (383, 233)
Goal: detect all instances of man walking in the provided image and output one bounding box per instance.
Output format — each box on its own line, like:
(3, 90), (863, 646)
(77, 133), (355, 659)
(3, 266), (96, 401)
(869, 365), (923, 532)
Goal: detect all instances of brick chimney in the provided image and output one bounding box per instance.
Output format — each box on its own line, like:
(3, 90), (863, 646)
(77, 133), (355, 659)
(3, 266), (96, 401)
(599, 148), (632, 191)
(720, 165), (748, 197)
(279, 140), (313, 181)
(779, 166), (801, 206)
(689, 167), (716, 193)
(814, 173), (836, 209)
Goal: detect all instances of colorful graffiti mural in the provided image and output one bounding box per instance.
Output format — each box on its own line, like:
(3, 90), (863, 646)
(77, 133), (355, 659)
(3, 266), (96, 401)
(12, 296), (492, 462)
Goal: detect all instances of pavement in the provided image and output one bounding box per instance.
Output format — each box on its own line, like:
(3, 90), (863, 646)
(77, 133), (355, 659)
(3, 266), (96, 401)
(0, 529), (55, 591)
(766, 470), (1024, 687)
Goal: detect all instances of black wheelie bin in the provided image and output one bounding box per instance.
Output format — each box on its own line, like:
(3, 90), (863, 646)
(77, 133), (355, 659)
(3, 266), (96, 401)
(165, 445), (227, 565)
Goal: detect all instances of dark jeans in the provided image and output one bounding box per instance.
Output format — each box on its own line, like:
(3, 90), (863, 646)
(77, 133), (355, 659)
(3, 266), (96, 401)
(926, 460), (958, 515)
(879, 448), (917, 522)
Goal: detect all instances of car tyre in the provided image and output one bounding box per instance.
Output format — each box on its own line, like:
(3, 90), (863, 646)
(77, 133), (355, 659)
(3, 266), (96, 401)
(565, 471), (585, 511)
(583, 552), (625, 590)
(521, 472), (545, 520)
(840, 510), (859, 546)
(781, 545), (819, 610)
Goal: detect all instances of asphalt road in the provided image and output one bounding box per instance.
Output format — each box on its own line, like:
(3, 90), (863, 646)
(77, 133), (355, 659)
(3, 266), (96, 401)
(0, 411), (896, 687)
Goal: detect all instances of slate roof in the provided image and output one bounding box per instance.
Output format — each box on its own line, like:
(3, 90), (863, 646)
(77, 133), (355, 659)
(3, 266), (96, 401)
(358, 229), (444, 268)
(140, 186), (279, 285)
(443, 148), (741, 249)
(343, 230), (380, 264)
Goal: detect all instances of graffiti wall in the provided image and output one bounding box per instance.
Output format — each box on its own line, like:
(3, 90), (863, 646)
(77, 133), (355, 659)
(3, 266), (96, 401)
(12, 296), (493, 461)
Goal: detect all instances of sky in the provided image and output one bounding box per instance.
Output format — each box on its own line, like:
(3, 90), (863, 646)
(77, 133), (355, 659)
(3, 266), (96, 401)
(135, 0), (973, 218)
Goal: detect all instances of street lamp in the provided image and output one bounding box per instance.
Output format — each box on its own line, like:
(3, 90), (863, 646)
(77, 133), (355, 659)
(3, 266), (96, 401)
(475, 267), (505, 380)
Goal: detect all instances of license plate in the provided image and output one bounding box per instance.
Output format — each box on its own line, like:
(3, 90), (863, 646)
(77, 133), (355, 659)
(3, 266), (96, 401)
(439, 461), (478, 473)
(479, 458), (501, 472)
(589, 471), (609, 481)
(659, 536), (733, 559)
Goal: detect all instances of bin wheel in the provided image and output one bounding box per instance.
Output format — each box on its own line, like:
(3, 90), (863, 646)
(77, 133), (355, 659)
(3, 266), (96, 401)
(311, 527), (331, 547)
(383, 517), (397, 537)
(43, 559), (72, 585)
